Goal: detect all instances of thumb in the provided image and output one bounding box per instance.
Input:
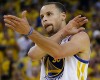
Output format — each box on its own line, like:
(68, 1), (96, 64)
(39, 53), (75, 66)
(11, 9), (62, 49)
(22, 10), (27, 19)
(78, 27), (85, 32)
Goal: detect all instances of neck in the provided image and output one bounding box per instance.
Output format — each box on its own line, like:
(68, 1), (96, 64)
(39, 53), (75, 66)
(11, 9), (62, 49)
(59, 21), (66, 31)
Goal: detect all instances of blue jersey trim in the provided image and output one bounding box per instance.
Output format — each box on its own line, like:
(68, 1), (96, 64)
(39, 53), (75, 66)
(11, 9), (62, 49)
(74, 55), (89, 64)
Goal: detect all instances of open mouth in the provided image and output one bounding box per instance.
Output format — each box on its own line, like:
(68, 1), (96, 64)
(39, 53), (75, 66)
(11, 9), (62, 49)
(44, 24), (53, 29)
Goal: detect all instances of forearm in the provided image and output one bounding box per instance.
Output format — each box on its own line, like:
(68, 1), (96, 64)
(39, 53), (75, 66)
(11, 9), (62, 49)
(28, 29), (66, 58)
(28, 29), (66, 60)
(28, 45), (45, 61)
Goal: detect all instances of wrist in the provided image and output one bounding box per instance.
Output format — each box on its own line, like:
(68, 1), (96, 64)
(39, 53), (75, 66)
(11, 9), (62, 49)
(61, 28), (68, 37)
(23, 27), (34, 37)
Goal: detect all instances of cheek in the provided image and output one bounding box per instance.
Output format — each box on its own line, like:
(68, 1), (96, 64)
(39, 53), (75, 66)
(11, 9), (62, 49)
(54, 19), (62, 28)
(41, 20), (43, 25)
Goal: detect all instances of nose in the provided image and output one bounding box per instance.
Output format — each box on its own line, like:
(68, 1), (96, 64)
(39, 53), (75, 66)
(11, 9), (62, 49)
(43, 16), (47, 22)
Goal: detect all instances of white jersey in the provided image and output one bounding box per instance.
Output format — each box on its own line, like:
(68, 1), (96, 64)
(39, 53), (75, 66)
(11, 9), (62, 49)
(40, 36), (89, 80)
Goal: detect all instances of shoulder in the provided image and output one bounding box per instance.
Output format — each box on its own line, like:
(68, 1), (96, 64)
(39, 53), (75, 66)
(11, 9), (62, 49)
(71, 31), (90, 43)
(69, 31), (90, 52)
(72, 31), (89, 38)
(71, 32), (91, 60)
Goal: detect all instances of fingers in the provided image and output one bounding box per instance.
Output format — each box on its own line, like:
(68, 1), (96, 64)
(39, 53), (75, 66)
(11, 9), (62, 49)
(4, 15), (21, 22)
(73, 15), (88, 28)
(76, 17), (86, 23)
(4, 19), (16, 27)
(4, 17), (20, 28)
(73, 15), (88, 24)
(4, 15), (22, 28)
(5, 23), (15, 30)
(73, 15), (81, 21)
(78, 27), (85, 32)
(78, 19), (88, 26)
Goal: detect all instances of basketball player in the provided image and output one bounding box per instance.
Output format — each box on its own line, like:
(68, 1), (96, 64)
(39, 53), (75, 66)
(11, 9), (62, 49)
(4, 2), (90, 80)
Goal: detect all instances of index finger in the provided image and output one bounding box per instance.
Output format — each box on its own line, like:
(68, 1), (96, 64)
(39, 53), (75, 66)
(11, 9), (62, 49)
(73, 15), (81, 21)
(4, 15), (21, 21)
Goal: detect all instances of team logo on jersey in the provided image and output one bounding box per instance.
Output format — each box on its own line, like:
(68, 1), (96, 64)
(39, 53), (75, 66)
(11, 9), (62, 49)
(44, 55), (65, 79)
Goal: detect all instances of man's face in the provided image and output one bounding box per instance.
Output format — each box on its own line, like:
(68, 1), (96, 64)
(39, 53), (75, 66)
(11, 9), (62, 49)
(40, 4), (64, 35)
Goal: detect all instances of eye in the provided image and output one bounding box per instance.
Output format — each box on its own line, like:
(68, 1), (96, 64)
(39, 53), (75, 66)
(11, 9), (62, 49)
(47, 12), (52, 16)
(40, 15), (44, 19)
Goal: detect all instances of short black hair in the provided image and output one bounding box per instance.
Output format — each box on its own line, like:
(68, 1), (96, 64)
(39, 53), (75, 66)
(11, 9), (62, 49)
(43, 2), (66, 13)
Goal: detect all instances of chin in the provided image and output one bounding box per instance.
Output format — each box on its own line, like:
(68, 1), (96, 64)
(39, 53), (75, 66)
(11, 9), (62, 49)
(47, 30), (53, 34)
(47, 29), (57, 36)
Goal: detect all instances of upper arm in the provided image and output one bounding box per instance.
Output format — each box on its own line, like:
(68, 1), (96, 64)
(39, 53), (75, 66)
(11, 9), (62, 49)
(28, 44), (46, 61)
(58, 32), (90, 58)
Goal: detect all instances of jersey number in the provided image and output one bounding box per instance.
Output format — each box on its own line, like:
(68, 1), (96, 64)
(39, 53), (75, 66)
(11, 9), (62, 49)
(52, 59), (60, 63)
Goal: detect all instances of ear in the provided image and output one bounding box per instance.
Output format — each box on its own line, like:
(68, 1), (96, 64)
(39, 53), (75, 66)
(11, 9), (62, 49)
(61, 12), (66, 21)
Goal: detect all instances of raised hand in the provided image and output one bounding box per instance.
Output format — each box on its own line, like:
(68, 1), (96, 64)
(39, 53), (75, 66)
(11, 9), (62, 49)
(4, 11), (30, 35)
(62, 15), (88, 35)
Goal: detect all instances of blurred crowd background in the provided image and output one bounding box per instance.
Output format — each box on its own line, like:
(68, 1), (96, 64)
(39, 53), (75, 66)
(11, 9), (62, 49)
(0, 0), (100, 80)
